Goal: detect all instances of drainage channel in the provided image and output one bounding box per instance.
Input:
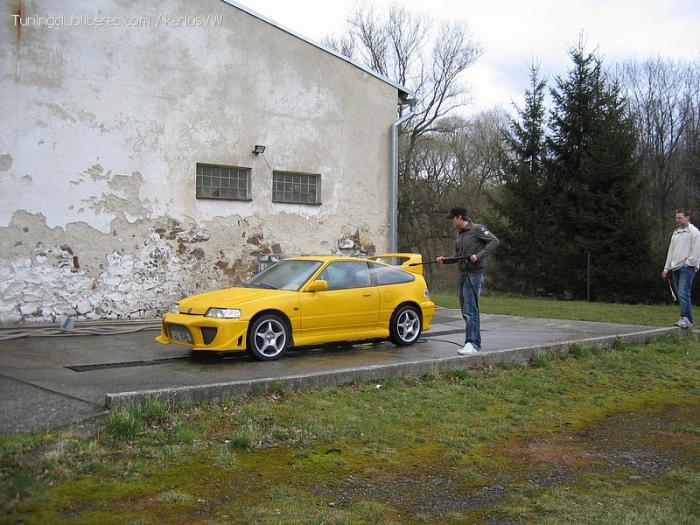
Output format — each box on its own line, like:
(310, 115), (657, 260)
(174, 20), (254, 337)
(65, 356), (190, 372)
(64, 330), (467, 372)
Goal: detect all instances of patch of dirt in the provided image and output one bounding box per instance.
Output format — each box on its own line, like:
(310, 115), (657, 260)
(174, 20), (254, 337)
(498, 404), (700, 490)
(319, 404), (699, 520)
(317, 469), (509, 518)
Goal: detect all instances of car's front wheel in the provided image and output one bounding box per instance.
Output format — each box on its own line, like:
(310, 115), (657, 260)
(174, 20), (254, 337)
(247, 314), (290, 361)
(389, 305), (422, 346)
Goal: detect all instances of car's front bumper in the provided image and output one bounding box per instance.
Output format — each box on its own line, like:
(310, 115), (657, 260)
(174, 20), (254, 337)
(156, 312), (249, 352)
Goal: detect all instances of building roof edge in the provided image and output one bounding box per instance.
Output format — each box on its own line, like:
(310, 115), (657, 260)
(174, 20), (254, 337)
(221, 0), (412, 99)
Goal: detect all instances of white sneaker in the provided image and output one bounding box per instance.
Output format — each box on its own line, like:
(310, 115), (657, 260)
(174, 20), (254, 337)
(676, 317), (691, 328)
(458, 342), (478, 355)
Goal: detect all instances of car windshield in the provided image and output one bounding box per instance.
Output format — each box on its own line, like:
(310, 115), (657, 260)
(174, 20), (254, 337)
(246, 260), (323, 291)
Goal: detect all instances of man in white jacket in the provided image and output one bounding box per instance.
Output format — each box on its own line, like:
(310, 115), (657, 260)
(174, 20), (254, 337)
(662, 209), (700, 328)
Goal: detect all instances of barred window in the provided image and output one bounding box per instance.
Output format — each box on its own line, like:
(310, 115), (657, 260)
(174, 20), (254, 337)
(196, 164), (251, 201)
(272, 171), (321, 205)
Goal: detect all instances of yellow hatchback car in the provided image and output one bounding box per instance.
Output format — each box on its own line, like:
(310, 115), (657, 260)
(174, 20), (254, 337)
(156, 253), (435, 360)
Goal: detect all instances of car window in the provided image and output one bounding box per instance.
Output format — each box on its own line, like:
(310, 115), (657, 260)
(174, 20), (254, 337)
(368, 262), (415, 285)
(248, 260), (323, 291)
(318, 261), (371, 290)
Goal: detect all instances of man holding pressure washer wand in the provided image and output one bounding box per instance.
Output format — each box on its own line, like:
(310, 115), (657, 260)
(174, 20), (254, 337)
(437, 207), (500, 354)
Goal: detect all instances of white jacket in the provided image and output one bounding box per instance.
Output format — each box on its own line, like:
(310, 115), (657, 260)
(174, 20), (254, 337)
(664, 223), (700, 271)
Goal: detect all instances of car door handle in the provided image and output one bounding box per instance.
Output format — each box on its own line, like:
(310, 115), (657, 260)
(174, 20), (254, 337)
(362, 293), (373, 297)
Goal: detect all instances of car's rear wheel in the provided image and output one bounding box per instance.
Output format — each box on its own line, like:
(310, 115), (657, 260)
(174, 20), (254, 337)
(389, 305), (422, 346)
(247, 314), (289, 360)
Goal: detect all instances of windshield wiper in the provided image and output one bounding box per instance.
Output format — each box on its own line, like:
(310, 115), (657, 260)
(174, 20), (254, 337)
(251, 282), (277, 289)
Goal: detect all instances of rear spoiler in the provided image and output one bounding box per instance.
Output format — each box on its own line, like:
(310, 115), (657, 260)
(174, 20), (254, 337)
(368, 253), (425, 276)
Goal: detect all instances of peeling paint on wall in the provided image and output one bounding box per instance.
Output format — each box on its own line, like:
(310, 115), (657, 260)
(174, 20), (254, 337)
(337, 228), (377, 256)
(0, 211), (382, 324)
(0, 212), (260, 323)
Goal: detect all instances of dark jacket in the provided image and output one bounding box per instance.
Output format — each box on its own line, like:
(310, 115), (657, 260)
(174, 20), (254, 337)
(451, 222), (500, 274)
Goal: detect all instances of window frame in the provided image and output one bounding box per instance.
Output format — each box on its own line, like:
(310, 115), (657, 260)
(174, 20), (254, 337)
(272, 170), (322, 205)
(196, 163), (252, 202)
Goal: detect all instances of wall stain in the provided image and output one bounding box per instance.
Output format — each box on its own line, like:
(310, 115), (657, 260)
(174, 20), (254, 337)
(14, 1), (23, 81)
(15, 1), (22, 41)
(0, 154), (13, 171)
(247, 233), (263, 246)
(337, 228), (376, 256)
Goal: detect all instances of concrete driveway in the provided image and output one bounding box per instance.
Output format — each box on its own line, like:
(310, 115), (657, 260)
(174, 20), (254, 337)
(0, 309), (673, 434)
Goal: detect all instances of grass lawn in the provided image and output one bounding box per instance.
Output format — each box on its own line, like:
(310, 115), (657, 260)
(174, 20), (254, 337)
(2, 333), (698, 524)
(431, 292), (680, 327)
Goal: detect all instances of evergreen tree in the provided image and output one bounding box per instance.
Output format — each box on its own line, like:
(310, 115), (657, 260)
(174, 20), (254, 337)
(546, 42), (652, 301)
(493, 65), (551, 293)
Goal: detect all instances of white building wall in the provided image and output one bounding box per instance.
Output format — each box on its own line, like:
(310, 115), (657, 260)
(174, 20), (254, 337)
(0, 0), (398, 323)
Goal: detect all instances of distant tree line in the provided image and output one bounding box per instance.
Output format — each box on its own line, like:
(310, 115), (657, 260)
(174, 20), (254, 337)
(325, 5), (700, 303)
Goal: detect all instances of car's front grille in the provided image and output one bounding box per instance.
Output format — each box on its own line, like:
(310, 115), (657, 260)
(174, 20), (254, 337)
(201, 327), (218, 345)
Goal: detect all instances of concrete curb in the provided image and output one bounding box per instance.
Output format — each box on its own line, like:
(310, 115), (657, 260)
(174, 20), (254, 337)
(105, 326), (678, 408)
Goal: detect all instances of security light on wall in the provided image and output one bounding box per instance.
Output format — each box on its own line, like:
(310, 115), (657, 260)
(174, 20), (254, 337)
(252, 145), (266, 156)
(401, 98), (418, 110)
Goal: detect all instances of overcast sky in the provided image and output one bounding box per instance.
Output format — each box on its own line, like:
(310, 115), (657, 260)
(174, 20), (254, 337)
(237, 0), (700, 114)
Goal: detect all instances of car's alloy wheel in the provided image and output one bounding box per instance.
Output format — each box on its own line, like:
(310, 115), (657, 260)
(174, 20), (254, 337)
(389, 305), (422, 346)
(247, 314), (289, 360)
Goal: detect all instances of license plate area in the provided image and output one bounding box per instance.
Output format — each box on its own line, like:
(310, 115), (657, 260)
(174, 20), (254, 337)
(169, 324), (193, 344)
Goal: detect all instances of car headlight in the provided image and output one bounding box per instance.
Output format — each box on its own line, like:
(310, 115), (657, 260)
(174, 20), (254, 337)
(205, 308), (242, 319)
(168, 303), (180, 314)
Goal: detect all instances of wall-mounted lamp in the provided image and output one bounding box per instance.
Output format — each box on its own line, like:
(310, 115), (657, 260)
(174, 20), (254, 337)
(252, 144), (266, 156)
(402, 97), (418, 110)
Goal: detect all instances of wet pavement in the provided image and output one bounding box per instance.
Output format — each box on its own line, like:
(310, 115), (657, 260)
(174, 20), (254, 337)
(0, 309), (673, 434)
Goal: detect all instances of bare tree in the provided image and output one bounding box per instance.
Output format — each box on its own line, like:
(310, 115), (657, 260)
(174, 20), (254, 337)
(619, 57), (700, 250)
(396, 110), (508, 287)
(323, 3), (483, 260)
(321, 33), (355, 59)
(454, 108), (509, 192)
(324, 4), (482, 156)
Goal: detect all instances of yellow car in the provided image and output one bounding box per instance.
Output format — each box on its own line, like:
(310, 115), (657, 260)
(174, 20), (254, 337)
(156, 253), (435, 360)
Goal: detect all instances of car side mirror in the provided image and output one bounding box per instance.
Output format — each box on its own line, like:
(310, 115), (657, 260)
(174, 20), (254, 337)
(305, 279), (328, 292)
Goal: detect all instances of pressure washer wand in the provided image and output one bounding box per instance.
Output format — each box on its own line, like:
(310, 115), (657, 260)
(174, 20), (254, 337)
(408, 256), (471, 267)
(411, 255), (481, 312)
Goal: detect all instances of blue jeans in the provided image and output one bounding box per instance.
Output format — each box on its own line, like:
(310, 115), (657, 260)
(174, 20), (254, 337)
(458, 272), (484, 348)
(672, 266), (696, 323)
